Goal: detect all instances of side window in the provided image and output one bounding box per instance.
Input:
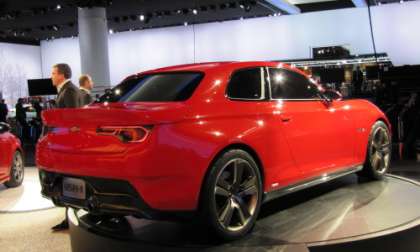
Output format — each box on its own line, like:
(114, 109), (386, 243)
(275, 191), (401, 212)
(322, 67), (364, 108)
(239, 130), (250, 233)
(268, 68), (319, 99)
(226, 68), (263, 100)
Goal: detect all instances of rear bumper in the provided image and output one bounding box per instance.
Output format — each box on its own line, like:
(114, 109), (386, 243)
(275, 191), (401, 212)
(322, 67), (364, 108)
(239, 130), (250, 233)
(38, 169), (194, 220)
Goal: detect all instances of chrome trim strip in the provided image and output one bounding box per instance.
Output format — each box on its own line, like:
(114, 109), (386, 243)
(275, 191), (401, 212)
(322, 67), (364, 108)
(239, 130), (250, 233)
(263, 164), (363, 203)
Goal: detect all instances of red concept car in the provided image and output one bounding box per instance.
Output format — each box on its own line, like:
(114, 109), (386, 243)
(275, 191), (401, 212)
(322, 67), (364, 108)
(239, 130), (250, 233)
(37, 61), (392, 240)
(0, 122), (24, 188)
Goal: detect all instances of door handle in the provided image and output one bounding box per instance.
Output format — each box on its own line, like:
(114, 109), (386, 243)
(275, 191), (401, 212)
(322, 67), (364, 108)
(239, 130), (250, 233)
(280, 116), (291, 122)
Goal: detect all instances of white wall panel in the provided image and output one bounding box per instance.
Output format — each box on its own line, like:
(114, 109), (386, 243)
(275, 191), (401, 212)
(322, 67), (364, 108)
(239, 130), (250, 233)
(40, 37), (81, 85)
(39, 1), (420, 87)
(0, 43), (42, 108)
(108, 25), (195, 84)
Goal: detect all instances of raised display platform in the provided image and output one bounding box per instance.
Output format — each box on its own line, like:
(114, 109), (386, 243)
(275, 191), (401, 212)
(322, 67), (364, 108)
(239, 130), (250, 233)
(68, 174), (420, 252)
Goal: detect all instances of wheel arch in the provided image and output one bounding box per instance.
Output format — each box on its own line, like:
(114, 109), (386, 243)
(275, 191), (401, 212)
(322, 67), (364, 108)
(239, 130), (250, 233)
(197, 143), (265, 211)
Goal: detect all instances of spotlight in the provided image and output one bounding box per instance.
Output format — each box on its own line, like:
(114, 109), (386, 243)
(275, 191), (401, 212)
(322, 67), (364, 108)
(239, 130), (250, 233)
(184, 22), (188, 26)
(52, 25), (59, 31)
(192, 9), (198, 15)
(56, 4), (61, 10)
(109, 29), (114, 34)
(139, 14), (145, 21)
(400, 0), (403, 3)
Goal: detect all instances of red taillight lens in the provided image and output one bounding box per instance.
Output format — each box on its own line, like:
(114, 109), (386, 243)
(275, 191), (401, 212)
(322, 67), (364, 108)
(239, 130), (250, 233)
(96, 126), (151, 143)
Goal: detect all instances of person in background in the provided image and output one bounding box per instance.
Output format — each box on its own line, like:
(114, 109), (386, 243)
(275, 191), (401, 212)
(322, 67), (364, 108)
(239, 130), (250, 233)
(51, 63), (80, 109)
(31, 98), (43, 141)
(49, 63), (81, 231)
(15, 98), (29, 139)
(78, 74), (94, 106)
(0, 99), (8, 123)
(352, 66), (363, 97)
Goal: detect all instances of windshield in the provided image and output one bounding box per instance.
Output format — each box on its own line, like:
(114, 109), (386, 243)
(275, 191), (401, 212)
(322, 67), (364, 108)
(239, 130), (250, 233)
(98, 72), (204, 103)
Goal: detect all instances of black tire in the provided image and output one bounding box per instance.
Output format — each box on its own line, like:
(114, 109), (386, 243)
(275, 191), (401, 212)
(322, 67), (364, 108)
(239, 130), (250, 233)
(358, 121), (391, 180)
(200, 149), (263, 241)
(4, 151), (24, 188)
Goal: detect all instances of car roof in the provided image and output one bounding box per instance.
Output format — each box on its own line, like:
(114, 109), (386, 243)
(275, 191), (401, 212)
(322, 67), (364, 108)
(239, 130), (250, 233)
(134, 61), (301, 74)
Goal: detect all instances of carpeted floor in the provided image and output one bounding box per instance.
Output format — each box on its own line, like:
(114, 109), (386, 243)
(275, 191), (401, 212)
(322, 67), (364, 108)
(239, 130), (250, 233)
(0, 166), (70, 252)
(0, 208), (70, 252)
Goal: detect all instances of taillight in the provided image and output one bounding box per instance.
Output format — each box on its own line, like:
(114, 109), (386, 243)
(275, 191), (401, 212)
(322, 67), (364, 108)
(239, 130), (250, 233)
(96, 126), (152, 143)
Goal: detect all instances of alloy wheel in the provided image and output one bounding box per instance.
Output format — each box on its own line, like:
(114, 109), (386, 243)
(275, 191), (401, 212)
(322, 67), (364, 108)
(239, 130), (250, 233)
(213, 158), (259, 232)
(370, 127), (391, 174)
(12, 153), (24, 183)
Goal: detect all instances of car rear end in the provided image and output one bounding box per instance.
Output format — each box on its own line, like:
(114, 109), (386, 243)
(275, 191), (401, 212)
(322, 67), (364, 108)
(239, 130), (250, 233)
(37, 71), (208, 219)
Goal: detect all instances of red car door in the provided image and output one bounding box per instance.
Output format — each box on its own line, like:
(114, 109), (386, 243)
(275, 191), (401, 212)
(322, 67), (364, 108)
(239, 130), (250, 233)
(267, 67), (356, 179)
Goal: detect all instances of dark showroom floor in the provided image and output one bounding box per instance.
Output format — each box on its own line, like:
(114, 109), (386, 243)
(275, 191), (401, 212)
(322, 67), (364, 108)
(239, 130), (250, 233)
(0, 147), (419, 252)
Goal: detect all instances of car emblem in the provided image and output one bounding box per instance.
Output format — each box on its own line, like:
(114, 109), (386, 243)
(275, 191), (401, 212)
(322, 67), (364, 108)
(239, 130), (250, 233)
(70, 126), (80, 133)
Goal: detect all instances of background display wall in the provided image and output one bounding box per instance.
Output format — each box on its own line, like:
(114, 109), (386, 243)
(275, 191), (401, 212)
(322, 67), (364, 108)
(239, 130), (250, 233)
(34, 1), (420, 86)
(0, 43), (42, 108)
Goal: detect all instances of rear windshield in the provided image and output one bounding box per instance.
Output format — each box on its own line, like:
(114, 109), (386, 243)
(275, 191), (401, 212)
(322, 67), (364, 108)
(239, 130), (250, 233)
(98, 72), (204, 102)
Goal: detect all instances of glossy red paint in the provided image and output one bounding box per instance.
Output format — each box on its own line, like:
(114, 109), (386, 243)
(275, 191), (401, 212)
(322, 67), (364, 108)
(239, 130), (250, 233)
(36, 61), (390, 212)
(0, 131), (22, 184)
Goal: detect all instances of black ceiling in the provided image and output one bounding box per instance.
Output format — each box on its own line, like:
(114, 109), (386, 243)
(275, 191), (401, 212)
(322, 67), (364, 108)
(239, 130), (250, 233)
(0, 0), (414, 45)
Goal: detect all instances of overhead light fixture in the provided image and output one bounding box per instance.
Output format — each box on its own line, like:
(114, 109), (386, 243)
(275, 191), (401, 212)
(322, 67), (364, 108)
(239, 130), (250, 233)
(56, 5), (61, 10)
(139, 14), (145, 21)
(109, 29), (114, 34)
(184, 22), (188, 26)
(52, 25), (59, 31)
(192, 9), (198, 15)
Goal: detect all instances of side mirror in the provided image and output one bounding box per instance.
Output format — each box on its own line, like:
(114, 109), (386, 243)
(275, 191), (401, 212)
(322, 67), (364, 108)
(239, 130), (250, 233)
(323, 89), (343, 101)
(0, 122), (10, 134)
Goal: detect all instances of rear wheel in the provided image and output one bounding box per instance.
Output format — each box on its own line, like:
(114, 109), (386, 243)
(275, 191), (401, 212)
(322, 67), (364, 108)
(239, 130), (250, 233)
(358, 121), (391, 180)
(5, 151), (24, 188)
(200, 149), (262, 240)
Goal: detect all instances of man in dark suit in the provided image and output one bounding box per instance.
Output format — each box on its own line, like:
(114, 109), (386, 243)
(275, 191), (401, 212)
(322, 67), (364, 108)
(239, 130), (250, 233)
(78, 74), (94, 106)
(50, 63), (81, 231)
(51, 63), (80, 108)
(0, 99), (8, 123)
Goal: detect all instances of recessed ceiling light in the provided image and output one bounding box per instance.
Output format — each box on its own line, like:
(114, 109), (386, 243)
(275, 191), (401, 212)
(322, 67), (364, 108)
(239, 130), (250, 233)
(56, 5), (61, 10)
(139, 14), (145, 21)
(192, 9), (198, 15)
